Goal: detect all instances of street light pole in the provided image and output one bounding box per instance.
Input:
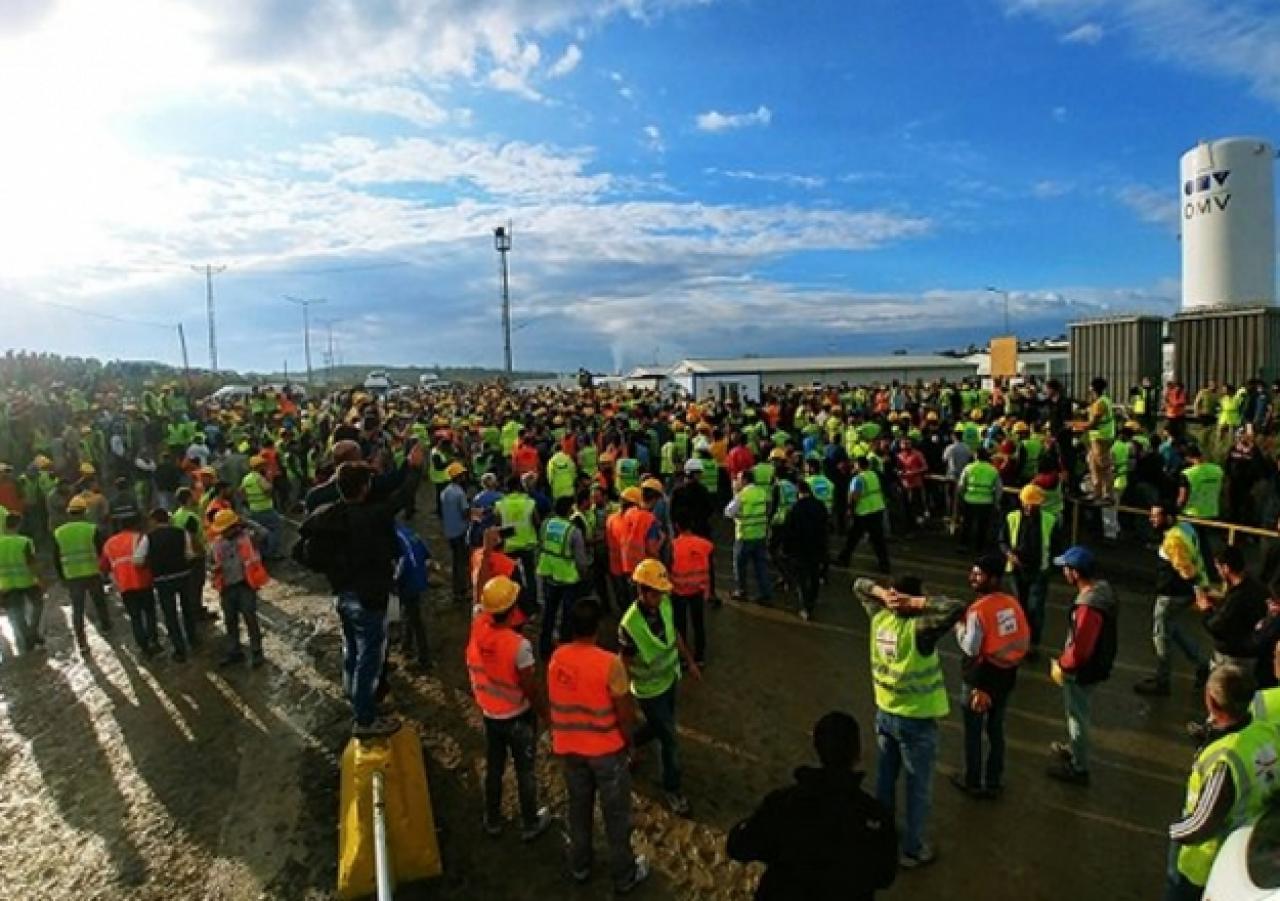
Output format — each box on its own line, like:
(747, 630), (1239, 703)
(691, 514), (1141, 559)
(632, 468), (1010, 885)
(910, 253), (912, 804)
(494, 224), (513, 374)
(283, 296), (328, 386)
(985, 286), (1011, 335)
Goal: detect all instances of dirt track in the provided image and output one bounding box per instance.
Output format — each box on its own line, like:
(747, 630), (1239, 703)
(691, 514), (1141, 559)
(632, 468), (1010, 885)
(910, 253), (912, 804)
(0, 508), (1198, 901)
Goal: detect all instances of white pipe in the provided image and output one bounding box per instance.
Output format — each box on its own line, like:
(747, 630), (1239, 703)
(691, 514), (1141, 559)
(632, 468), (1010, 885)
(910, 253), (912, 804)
(372, 770), (394, 901)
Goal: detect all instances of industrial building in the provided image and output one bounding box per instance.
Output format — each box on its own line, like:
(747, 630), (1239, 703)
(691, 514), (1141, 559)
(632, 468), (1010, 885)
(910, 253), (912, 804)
(666, 354), (979, 402)
(1071, 136), (1279, 394)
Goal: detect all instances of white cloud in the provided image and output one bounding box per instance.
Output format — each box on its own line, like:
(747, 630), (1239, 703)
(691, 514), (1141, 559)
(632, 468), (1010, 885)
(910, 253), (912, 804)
(1061, 22), (1104, 44)
(1117, 183), (1177, 229)
(695, 104), (772, 132)
(708, 168), (826, 189)
(1031, 179), (1071, 198)
(1051, 105), (1068, 122)
(548, 43), (582, 77)
(316, 85), (451, 126)
(643, 124), (665, 152)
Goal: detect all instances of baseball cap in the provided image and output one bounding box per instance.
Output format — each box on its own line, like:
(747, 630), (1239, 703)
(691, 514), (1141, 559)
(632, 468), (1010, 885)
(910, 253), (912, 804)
(1053, 545), (1096, 573)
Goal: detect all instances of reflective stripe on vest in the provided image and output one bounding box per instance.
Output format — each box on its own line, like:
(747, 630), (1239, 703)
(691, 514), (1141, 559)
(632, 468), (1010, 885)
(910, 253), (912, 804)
(495, 494), (537, 551)
(621, 597), (680, 698)
(621, 508), (657, 572)
(54, 521), (100, 580)
(537, 517), (581, 584)
(972, 592), (1031, 667)
(104, 531), (151, 591)
(771, 480), (798, 526)
(547, 643), (626, 756)
(1178, 722), (1280, 886)
(869, 608), (949, 719)
(466, 616), (530, 718)
(212, 534), (269, 592)
(1006, 510), (1056, 572)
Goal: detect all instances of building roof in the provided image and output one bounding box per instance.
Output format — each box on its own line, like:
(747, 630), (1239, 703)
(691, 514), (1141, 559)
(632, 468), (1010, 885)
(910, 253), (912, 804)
(672, 355), (978, 375)
(624, 366), (671, 379)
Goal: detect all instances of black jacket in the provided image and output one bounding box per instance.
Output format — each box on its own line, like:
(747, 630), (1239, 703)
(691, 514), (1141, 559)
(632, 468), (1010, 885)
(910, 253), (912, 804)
(146, 524), (190, 581)
(299, 468), (422, 611)
(727, 766), (897, 901)
(783, 496), (828, 560)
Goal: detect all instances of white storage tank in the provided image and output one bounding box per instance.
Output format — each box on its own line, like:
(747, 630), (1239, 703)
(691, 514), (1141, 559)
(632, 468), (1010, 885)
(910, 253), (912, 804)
(1180, 137), (1276, 310)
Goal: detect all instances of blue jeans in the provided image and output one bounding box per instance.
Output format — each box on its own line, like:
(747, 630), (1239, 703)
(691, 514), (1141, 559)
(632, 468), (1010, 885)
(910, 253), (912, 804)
(1154, 594), (1206, 682)
(875, 710), (939, 857)
(635, 684), (682, 793)
(1063, 679), (1094, 772)
(336, 591), (388, 726)
(1014, 569), (1048, 647)
(563, 751), (638, 888)
(733, 539), (771, 601)
(962, 684), (1008, 789)
(540, 580), (582, 659)
(250, 508), (283, 559)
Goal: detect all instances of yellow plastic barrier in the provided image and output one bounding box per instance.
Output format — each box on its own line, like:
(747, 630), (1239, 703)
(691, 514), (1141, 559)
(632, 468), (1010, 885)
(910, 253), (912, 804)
(338, 724), (442, 899)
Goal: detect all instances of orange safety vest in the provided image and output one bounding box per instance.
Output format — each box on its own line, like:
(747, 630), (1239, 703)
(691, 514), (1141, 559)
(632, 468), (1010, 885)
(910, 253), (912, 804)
(547, 642), (626, 757)
(972, 592), (1031, 668)
(513, 444), (540, 476)
(103, 531), (152, 592)
(470, 547), (517, 601)
(465, 615), (530, 719)
(605, 511), (628, 576)
(1165, 387), (1187, 418)
(211, 533), (269, 592)
(620, 507), (656, 574)
(669, 534), (713, 598)
(260, 448), (281, 480)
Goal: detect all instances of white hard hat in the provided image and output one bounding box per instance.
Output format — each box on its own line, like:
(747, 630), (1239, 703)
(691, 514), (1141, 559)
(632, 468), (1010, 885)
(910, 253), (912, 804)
(683, 458), (703, 474)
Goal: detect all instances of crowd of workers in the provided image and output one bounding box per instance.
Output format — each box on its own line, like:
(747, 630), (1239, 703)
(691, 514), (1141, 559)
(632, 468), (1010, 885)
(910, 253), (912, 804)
(5, 359), (1280, 899)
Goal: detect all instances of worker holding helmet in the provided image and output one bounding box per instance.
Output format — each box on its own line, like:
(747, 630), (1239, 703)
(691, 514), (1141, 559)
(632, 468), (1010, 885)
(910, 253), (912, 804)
(620, 558), (701, 815)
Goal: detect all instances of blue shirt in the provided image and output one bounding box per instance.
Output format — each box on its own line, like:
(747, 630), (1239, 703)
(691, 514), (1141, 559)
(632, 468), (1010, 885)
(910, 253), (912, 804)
(441, 483), (470, 540)
(395, 523), (430, 594)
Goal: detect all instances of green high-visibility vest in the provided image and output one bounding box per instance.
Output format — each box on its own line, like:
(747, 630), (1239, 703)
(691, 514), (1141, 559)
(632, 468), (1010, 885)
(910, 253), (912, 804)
(578, 444), (598, 476)
(674, 433), (689, 459)
(501, 421), (521, 456)
(1111, 440), (1131, 491)
(735, 484), (769, 541)
(536, 517), (580, 584)
(853, 469), (885, 516)
(0, 533), (36, 591)
(429, 449), (451, 485)
(620, 597), (680, 699)
(963, 461), (999, 505)
(1020, 437), (1044, 480)
(1177, 721), (1280, 886)
(1251, 686), (1280, 724)
(1093, 396), (1116, 441)
(241, 472), (274, 513)
(172, 507), (205, 552)
(698, 457), (718, 494)
(772, 479), (798, 526)
(547, 452), (577, 500)
(617, 458), (640, 491)
(660, 442), (678, 476)
(1005, 509), (1056, 572)
(1041, 481), (1064, 518)
(752, 462), (775, 488)
(54, 520), (100, 580)
(869, 607), (949, 719)
(1219, 392), (1244, 427)
(495, 493), (537, 551)
(807, 474), (835, 513)
(1183, 463), (1224, 519)
(1167, 523), (1209, 588)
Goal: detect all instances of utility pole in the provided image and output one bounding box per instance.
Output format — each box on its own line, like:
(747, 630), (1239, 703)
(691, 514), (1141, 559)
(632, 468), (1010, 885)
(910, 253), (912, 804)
(321, 319), (339, 383)
(191, 263), (226, 372)
(283, 296), (328, 386)
(176, 323), (191, 387)
(494, 223), (513, 374)
(985, 286), (1011, 336)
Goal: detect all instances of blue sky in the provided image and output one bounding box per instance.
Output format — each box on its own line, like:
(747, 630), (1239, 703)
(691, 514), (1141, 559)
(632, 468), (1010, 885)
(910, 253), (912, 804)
(1, 0), (1277, 373)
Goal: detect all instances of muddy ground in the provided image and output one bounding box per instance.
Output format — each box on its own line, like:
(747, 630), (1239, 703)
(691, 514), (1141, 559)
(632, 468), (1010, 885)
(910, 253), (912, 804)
(0, 503), (1204, 901)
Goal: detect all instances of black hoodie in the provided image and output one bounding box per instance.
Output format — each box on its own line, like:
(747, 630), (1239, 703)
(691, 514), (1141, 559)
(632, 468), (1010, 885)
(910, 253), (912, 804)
(727, 766), (897, 900)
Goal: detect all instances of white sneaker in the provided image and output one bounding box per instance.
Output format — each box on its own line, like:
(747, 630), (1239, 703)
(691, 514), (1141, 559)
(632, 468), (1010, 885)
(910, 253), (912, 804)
(798, 609), (811, 622)
(617, 855), (650, 893)
(899, 843), (936, 869)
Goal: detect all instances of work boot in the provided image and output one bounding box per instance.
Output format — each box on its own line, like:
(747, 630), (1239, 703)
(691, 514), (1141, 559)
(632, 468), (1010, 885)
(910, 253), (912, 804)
(948, 773), (982, 798)
(1046, 760), (1090, 785)
(352, 716), (402, 740)
(899, 844), (937, 869)
(520, 807), (553, 842)
(616, 856), (650, 894)
(1133, 676), (1171, 697)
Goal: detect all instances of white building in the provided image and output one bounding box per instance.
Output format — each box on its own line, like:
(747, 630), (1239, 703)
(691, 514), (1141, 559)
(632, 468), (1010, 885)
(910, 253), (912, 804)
(668, 355), (979, 403)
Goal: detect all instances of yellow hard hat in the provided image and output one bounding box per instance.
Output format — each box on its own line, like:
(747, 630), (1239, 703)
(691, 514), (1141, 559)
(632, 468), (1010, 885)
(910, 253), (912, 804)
(1019, 484), (1045, 506)
(1124, 420), (1142, 431)
(970, 410), (983, 421)
(446, 462), (466, 479)
(34, 455), (52, 469)
(211, 509), (240, 534)
(925, 411), (939, 422)
(599, 451), (616, 464)
(79, 462), (96, 476)
(641, 477), (665, 494)
(66, 496), (88, 514)
(672, 421), (685, 431)
(631, 558), (672, 592)
(480, 575), (521, 615)
(620, 486), (643, 505)
(769, 448), (787, 461)
(249, 455), (265, 468)
(1013, 421), (1030, 434)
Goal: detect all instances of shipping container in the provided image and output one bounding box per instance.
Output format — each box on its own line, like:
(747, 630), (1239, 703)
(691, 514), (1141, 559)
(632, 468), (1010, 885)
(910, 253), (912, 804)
(1170, 306), (1280, 393)
(1068, 315), (1166, 401)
